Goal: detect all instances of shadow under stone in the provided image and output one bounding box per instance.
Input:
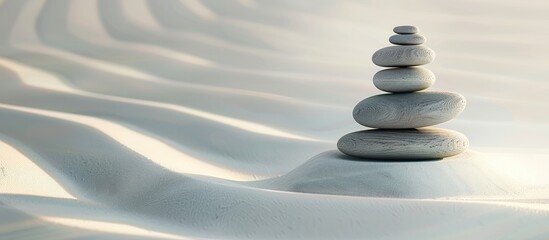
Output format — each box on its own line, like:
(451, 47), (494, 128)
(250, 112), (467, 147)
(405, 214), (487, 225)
(335, 152), (443, 163)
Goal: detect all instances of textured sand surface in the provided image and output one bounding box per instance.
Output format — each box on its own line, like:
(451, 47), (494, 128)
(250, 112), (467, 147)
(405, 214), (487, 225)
(1, 0), (549, 239)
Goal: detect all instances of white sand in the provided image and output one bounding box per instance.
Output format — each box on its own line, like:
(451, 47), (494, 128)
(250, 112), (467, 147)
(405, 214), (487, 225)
(0, 0), (548, 239)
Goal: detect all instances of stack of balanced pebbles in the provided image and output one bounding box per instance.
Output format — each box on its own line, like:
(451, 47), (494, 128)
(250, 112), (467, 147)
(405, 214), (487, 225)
(337, 25), (469, 160)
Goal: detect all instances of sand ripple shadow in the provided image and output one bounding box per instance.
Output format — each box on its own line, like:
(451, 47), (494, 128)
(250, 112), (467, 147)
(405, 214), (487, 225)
(255, 150), (549, 199)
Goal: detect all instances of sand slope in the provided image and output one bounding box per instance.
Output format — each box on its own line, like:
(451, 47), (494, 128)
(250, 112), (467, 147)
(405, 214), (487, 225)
(1, 0), (549, 239)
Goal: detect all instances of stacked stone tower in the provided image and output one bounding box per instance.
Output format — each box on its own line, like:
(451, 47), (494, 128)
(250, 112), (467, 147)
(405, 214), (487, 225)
(338, 25), (469, 160)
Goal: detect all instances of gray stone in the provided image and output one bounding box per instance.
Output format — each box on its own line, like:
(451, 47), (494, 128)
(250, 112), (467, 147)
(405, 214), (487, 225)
(337, 128), (469, 160)
(393, 25), (419, 34)
(373, 67), (435, 93)
(389, 34), (426, 45)
(353, 92), (466, 129)
(372, 46), (435, 67)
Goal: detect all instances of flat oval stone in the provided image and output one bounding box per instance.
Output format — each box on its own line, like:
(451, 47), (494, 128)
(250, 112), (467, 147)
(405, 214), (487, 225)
(389, 34), (426, 45)
(373, 67), (435, 93)
(393, 25), (419, 34)
(372, 46), (435, 67)
(353, 92), (466, 129)
(337, 128), (469, 160)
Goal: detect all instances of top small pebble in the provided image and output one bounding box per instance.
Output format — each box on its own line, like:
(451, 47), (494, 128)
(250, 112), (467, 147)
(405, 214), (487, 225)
(393, 25), (419, 34)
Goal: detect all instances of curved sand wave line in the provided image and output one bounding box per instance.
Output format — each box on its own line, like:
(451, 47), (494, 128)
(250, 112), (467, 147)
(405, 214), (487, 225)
(68, 0), (213, 67)
(100, 0), (368, 84)
(177, 0), (374, 62)
(89, 170), (549, 239)
(0, 194), (200, 239)
(10, 45), (337, 109)
(144, 0), (298, 50)
(0, 215), (92, 239)
(184, 5), (368, 59)
(8, 0), (340, 106)
(0, 72), (335, 178)
(258, 150), (549, 199)
(418, 198), (549, 212)
(80, 0), (365, 86)
(0, 103), (253, 181)
(41, 216), (188, 240)
(121, 0), (363, 69)
(0, 57), (325, 142)
(179, 0), (217, 21)
(9, 0), (360, 111)
(0, 137), (75, 199)
(10, 1), (205, 81)
(120, 0), (164, 32)
(70, 0), (354, 107)
(177, 1), (365, 59)
(6, 0), (346, 110)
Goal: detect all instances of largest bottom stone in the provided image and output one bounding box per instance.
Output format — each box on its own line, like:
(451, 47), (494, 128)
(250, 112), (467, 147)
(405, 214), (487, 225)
(337, 128), (468, 160)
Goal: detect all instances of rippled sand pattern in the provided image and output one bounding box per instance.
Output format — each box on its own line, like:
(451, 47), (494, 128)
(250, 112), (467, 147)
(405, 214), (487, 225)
(1, 0), (549, 239)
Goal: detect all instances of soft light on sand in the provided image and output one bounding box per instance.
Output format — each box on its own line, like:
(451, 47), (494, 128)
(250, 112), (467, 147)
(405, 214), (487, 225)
(0, 103), (252, 181)
(120, 0), (163, 31)
(236, 0), (256, 8)
(69, 0), (214, 67)
(180, 0), (217, 21)
(42, 216), (189, 240)
(0, 58), (77, 93)
(0, 56), (322, 143)
(4, 0), (336, 144)
(0, 139), (75, 199)
(476, 151), (549, 187)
